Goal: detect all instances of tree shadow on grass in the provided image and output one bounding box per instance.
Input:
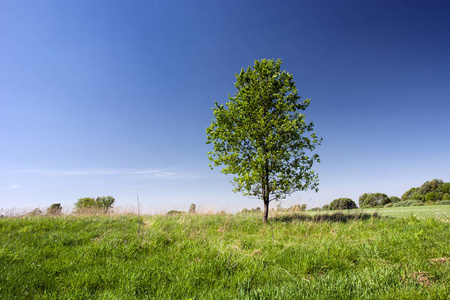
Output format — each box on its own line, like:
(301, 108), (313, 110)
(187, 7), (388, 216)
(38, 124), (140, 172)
(273, 212), (381, 223)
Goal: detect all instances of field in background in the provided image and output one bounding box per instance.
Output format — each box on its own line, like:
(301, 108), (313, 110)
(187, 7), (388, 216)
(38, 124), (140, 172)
(1, 207), (449, 299)
(358, 205), (450, 221)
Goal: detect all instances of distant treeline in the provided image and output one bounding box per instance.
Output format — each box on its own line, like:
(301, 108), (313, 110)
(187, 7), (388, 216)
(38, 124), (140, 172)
(311, 179), (450, 211)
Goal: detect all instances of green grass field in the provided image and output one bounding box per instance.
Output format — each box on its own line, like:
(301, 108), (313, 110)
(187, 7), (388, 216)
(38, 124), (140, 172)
(359, 205), (450, 221)
(1, 207), (449, 299)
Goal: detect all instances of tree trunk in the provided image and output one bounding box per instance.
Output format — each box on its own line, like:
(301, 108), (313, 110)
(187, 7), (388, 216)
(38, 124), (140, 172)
(263, 199), (269, 222)
(262, 159), (270, 222)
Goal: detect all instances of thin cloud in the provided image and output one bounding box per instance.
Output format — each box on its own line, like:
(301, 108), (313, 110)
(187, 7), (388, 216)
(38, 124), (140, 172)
(0, 185), (20, 190)
(14, 169), (192, 179)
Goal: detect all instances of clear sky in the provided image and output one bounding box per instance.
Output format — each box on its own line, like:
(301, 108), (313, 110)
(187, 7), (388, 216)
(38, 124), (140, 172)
(1, 0), (449, 213)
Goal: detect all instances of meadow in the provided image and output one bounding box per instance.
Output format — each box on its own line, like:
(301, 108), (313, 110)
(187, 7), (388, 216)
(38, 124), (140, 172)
(1, 206), (449, 299)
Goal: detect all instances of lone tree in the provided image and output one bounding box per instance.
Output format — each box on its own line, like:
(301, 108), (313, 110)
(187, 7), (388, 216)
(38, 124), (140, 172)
(206, 59), (321, 222)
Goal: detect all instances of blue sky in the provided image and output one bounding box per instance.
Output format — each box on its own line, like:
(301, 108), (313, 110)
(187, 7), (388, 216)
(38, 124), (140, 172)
(1, 0), (449, 213)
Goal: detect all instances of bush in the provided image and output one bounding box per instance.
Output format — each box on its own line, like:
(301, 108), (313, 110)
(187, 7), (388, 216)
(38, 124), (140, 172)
(393, 200), (423, 207)
(384, 203), (393, 208)
(240, 207), (261, 214)
(166, 210), (184, 216)
(389, 196), (401, 203)
(309, 207), (321, 211)
(287, 204), (307, 212)
(27, 208), (43, 216)
(442, 193), (450, 200)
(189, 203), (196, 214)
(425, 192), (437, 202)
(75, 196), (115, 214)
(329, 198), (357, 210)
(436, 200), (450, 205)
(411, 202), (424, 206)
(322, 204), (329, 210)
(47, 203), (62, 215)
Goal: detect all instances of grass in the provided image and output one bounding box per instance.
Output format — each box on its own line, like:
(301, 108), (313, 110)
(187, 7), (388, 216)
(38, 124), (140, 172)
(358, 205), (450, 221)
(1, 208), (449, 299)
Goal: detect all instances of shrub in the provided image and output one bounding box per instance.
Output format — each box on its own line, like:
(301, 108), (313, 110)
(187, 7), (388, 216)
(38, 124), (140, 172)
(329, 198), (357, 210)
(166, 210), (184, 216)
(309, 207), (321, 211)
(425, 192), (437, 202)
(442, 193), (450, 200)
(240, 207), (261, 214)
(384, 203), (393, 208)
(322, 204), (329, 210)
(435, 200), (450, 205)
(389, 196), (401, 203)
(27, 208), (43, 216)
(288, 204), (307, 212)
(393, 200), (423, 207)
(75, 196), (115, 214)
(189, 203), (196, 214)
(411, 202), (424, 206)
(47, 203), (62, 215)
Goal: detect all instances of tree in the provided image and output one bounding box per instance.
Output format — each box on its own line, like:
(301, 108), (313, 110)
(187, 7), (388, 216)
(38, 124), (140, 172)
(359, 193), (390, 208)
(47, 203), (62, 215)
(96, 196), (115, 211)
(425, 192), (438, 202)
(401, 179), (446, 202)
(437, 182), (450, 194)
(401, 187), (418, 202)
(206, 59), (321, 222)
(329, 198), (357, 210)
(75, 196), (115, 214)
(75, 197), (96, 212)
(389, 196), (401, 204)
(419, 179), (443, 195)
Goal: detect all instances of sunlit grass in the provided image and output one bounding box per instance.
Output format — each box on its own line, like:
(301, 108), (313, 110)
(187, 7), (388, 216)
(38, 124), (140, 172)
(1, 209), (449, 299)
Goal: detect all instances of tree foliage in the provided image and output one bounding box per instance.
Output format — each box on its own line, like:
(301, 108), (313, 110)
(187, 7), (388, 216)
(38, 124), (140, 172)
(389, 196), (401, 204)
(206, 59), (321, 222)
(358, 193), (390, 208)
(401, 179), (448, 203)
(75, 196), (115, 214)
(47, 203), (62, 215)
(329, 198), (357, 210)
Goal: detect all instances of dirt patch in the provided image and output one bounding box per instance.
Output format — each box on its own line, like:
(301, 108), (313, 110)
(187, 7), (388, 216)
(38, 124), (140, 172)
(430, 257), (450, 264)
(410, 271), (433, 286)
(251, 249), (263, 256)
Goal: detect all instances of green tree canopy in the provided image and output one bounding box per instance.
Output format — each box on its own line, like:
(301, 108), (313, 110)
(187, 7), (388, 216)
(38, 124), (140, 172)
(206, 59), (321, 222)
(329, 198), (357, 210)
(359, 193), (390, 208)
(389, 196), (401, 204)
(47, 203), (62, 215)
(75, 196), (115, 214)
(401, 179), (448, 202)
